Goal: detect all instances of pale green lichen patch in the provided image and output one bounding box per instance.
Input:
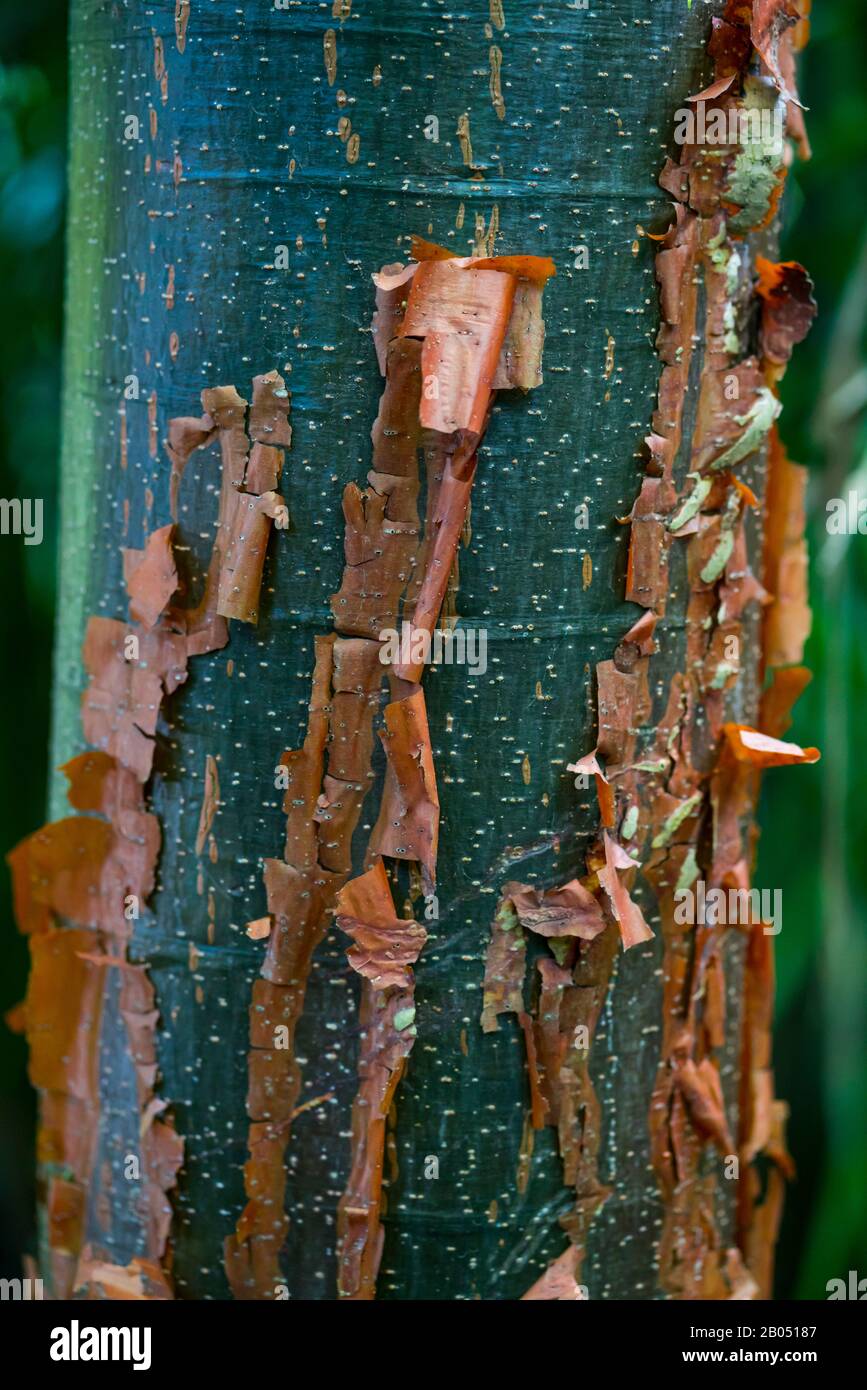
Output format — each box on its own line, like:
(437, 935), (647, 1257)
(621, 803), (639, 841)
(496, 897), (521, 932)
(707, 226), (742, 354)
(709, 386), (781, 472)
(700, 530), (735, 584)
(550, 938), (571, 967)
(667, 475), (712, 532)
(629, 758), (670, 774)
(710, 661), (737, 689)
(724, 78), (787, 236)
(700, 488), (741, 584)
(675, 846), (700, 893)
(722, 311), (740, 357)
(651, 791), (703, 849)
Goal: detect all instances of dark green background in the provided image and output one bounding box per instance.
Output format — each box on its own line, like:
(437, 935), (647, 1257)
(1, 1), (865, 1297)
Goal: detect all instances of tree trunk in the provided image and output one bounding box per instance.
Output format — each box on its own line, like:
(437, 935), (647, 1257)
(12, 0), (814, 1300)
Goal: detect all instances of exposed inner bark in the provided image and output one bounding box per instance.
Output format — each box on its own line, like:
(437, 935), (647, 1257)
(14, 0), (817, 1301)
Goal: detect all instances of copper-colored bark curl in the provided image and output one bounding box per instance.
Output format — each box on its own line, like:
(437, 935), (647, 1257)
(505, 878), (607, 941)
(334, 863), (426, 1299)
(11, 371), (290, 1299)
(228, 243), (551, 1299)
(519, 0), (816, 1301)
(123, 525), (178, 630)
(336, 859), (427, 991)
(369, 689), (439, 889)
(520, 1245), (587, 1300)
(762, 428), (812, 667)
(481, 896), (526, 1034)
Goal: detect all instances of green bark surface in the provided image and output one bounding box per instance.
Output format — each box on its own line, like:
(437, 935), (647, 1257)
(52, 0), (748, 1299)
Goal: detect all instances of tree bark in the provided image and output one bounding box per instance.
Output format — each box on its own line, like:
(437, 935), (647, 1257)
(13, 0), (813, 1300)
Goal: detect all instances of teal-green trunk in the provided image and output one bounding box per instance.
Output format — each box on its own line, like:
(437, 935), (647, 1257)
(53, 0), (745, 1298)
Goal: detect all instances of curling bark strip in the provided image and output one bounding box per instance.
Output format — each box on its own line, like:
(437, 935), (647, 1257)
(8, 373), (290, 1298)
(225, 244), (553, 1299)
(483, 0), (817, 1299)
(29, 0), (815, 1303)
(639, 0), (815, 1300)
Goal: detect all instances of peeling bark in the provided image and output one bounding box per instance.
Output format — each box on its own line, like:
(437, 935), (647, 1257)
(25, 0), (816, 1300)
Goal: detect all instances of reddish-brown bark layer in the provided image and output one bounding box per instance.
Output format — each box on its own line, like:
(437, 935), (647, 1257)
(226, 244), (553, 1299)
(511, 0), (815, 1299)
(9, 374), (290, 1297)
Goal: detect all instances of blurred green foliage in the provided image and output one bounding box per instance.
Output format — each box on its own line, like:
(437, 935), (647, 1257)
(0, 0), (65, 1274)
(0, 0), (864, 1294)
(764, 0), (867, 1297)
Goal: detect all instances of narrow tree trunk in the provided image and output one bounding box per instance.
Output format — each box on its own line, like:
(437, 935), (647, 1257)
(12, 0), (813, 1300)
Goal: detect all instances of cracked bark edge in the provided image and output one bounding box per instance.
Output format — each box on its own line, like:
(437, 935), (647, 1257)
(500, 0), (816, 1300)
(7, 373), (289, 1298)
(225, 244), (553, 1299)
(333, 862), (426, 1298)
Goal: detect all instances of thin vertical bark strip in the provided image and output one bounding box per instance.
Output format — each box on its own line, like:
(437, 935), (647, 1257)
(9, 374), (288, 1296)
(494, 0), (817, 1300)
(226, 245), (552, 1298)
(333, 862), (426, 1298)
